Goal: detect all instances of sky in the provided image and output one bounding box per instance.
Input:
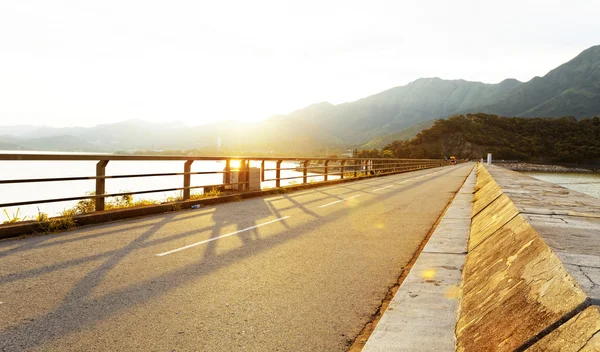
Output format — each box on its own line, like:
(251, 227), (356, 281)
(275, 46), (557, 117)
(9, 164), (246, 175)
(0, 0), (598, 127)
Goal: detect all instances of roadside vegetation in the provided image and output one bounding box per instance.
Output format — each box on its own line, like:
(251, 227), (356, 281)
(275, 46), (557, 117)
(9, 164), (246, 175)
(1, 187), (224, 232)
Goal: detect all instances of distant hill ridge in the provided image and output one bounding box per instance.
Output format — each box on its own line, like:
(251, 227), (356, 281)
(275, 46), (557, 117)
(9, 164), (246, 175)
(0, 45), (599, 154)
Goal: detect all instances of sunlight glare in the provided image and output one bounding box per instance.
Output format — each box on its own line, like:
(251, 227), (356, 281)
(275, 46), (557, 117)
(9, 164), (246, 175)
(229, 159), (241, 169)
(445, 285), (460, 299)
(421, 269), (436, 280)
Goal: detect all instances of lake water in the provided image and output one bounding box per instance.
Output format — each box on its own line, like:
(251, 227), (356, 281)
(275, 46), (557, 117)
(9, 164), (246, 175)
(0, 151), (338, 220)
(522, 172), (600, 199)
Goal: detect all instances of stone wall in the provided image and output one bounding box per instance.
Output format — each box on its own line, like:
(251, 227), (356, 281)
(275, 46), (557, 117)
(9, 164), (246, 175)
(456, 164), (600, 351)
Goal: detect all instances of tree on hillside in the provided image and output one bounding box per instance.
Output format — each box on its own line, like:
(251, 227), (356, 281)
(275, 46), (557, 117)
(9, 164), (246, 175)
(373, 113), (600, 163)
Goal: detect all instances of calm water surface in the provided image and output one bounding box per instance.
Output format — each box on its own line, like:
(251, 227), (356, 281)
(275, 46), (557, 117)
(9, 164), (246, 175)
(522, 172), (600, 199)
(0, 151), (335, 219)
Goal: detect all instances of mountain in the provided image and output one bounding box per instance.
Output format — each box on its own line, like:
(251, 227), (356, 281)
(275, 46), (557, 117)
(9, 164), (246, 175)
(0, 134), (99, 151)
(276, 77), (522, 145)
(0, 125), (39, 136)
(279, 45), (599, 147)
(0, 141), (24, 150)
(476, 45), (600, 118)
(0, 45), (598, 154)
(359, 119), (436, 150)
(18, 135), (99, 151)
(0, 119), (342, 154)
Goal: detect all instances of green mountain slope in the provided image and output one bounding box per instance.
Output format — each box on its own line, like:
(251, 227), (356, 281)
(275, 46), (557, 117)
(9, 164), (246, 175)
(277, 77), (522, 145)
(382, 113), (600, 162)
(360, 119), (436, 149)
(477, 45), (600, 118)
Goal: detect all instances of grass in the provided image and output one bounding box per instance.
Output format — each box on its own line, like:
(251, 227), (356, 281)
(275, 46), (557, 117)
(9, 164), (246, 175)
(343, 172), (363, 179)
(69, 188), (223, 215)
(35, 209), (77, 233)
(190, 187), (221, 200)
(3, 209), (27, 224)
(73, 192), (161, 215)
(0, 207), (77, 234)
(1, 181), (294, 228)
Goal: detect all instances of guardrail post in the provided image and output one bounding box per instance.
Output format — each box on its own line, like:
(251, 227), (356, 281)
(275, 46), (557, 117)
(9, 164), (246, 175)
(276, 160), (282, 188)
(225, 159), (231, 188)
(303, 160), (309, 184)
(354, 159), (358, 177)
(95, 160), (109, 211)
(261, 160), (265, 182)
(340, 160), (346, 179)
(240, 159), (248, 191)
(183, 160), (194, 200)
(324, 160), (329, 181)
(245, 159), (250, 190)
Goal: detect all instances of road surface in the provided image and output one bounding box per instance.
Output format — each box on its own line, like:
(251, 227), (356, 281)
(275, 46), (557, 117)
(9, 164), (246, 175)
(0, 163), (473, 351)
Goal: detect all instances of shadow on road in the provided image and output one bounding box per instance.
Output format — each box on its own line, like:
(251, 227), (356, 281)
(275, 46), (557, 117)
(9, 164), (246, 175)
(0, 164), (470, 350)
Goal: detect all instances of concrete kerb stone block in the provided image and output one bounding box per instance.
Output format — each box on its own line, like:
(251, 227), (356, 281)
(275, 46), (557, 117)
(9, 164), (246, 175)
(442, 207), (472, 219)
(422, 225), (469, 255)
(472, 181), (502, 216)
(469, 194), (519, 251)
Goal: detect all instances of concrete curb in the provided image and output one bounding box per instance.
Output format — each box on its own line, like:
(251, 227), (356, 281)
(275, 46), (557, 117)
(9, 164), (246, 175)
(363, 166), (476, 351)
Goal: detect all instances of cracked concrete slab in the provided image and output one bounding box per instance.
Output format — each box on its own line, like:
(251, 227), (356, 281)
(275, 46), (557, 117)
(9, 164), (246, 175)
(486, 165), (600, 303)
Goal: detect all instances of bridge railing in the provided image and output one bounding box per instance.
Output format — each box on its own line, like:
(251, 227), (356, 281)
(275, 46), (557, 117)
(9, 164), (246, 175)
(0, 154), (445, 213)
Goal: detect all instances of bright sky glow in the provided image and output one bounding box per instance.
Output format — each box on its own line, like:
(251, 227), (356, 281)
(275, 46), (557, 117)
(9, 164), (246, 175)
(0, 0), (598, 127)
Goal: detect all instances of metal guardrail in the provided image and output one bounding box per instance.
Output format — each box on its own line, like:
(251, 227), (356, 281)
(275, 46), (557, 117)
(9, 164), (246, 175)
(0, 154), (445, 212)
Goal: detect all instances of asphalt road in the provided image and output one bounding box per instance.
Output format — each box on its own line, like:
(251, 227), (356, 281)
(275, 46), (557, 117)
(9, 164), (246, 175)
(0, 163), (473, 352)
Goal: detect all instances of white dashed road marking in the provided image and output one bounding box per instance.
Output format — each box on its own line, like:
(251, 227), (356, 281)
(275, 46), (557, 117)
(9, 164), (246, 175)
(156, 216), (291, 256)
(373, 185), (393, 192)
(318, 195), (362, 208)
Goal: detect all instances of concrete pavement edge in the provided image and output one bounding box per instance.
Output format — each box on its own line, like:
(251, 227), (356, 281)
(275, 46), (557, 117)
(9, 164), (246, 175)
(361, 166), (476, 351)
